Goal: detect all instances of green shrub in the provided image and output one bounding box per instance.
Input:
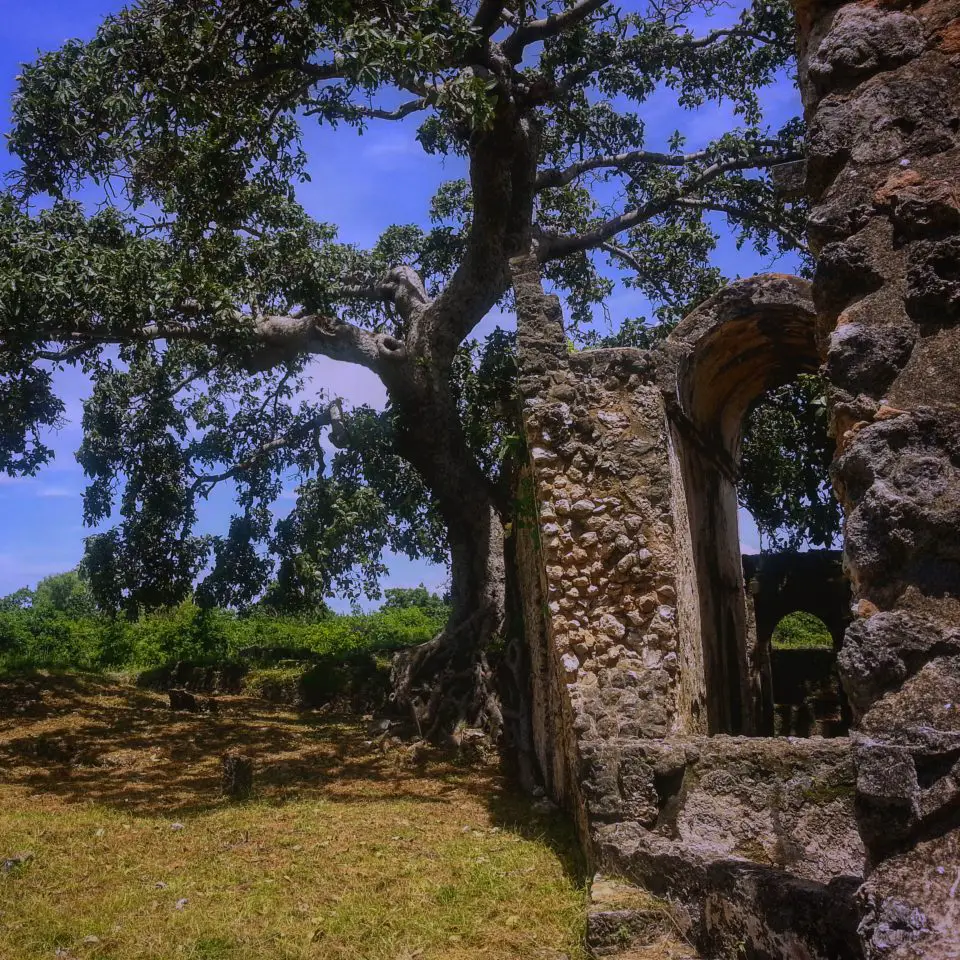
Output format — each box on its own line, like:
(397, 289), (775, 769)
(220, 605), (446, 660)
(243, 655), (394, 710)
(0, 607), (103, 671)
(771, 611), (833, 650)
(33, 570), (97, 617)
(0, 577), (448, 675)
(125, 602), (233, 666)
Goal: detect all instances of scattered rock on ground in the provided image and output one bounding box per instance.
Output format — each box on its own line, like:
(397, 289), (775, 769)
(168, 689), (199, 712)
(221, 751), (254, 800)
(2, 851), (33, 873)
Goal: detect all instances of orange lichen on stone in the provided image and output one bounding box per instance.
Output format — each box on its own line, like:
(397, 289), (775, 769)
(874, 404), (908, 420)
(857, 599), (881, 618)
(938, 18), (960, 51)
(838, 420), (871, 454)
(874, 169), (923, 204)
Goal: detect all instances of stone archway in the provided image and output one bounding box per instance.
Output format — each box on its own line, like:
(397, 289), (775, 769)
(657, 274), (821, 735)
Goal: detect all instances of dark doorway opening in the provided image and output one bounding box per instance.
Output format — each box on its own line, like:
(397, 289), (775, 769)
(743, 551), (852, 737)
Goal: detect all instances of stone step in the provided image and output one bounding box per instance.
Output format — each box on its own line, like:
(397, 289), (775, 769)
(587, 874), (701, 959)
(600, 947), (700, 960)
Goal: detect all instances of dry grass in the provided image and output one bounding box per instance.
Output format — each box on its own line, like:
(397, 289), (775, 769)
(0, 674), (586, 960)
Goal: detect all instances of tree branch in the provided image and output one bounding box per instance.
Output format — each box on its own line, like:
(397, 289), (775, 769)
(541, 151), (802, 258)
(599, 241), (645, 275)
(303, 314), (406, 367)
(502, 0), (610, 61)
(677, 25), (778, 49)
(354, 98), (430, 121)
(414, 109), (540, 362)
(238, 57), (345, 86)
(34, 310), (402, 375)
(191, 399), (344, 496)
(672, 198), (810, 254)
(536, 147), (713, 190)
(33, 343), (94, 364)
(473, 0), (510, 36)
(536, 140), (791, 190)
(307, 96), (430, 121)
(379, 266), (432, 324)
(336, 266), (431, 327)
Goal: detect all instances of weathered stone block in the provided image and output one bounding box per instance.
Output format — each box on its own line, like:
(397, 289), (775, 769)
(806, 6), (924, 97)
(221, 752), (254, 800)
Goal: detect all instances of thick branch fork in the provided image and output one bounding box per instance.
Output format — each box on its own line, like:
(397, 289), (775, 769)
(502, 0), (610, 61)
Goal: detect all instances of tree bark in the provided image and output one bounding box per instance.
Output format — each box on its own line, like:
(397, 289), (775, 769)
(388, 366), (510, 741)
(386, 99), (540, 743)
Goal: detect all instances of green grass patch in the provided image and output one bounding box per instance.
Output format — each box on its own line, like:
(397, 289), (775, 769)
(0, 675), (587, 960)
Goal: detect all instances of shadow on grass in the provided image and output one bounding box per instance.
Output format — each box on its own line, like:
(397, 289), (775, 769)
(0, 672), (588, 885)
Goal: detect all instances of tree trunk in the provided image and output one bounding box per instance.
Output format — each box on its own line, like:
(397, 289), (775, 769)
(387, 104), (540, 746)
(388, 367), (513, 741)
(391, 500), (507, 740)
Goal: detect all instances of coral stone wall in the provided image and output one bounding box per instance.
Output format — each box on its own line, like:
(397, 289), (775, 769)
(794, 0), (960, 952)
(512, 254), (698, 840)
(529, 358), (689, 744)
(513, 256), (869, 956)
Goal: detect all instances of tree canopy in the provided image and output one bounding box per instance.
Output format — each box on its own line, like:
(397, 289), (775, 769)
(1, 0), (809, 629)
(739, 374), (841, 552)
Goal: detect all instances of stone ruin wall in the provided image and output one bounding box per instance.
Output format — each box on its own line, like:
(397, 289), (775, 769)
(514, 0), (960, 955)
(800, 0), (960, 950)
(512, 255), (699, 841)
(515, 259), (867, 958)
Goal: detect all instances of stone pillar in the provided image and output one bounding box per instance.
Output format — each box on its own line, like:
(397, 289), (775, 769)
(512, 253), (696, 843)
(796, 0), (960, 953)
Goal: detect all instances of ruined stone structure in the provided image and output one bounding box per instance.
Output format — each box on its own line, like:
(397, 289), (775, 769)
(514, 0), (960, 954)
(743, 550), (851, 737)
(516, 264), (867, 957)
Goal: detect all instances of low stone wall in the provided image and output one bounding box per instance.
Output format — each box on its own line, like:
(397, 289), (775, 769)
(136, 651), (394, 713)
(590, 737), (864, 957)
(583, 736), (863, 878)
(136, 660), (248, 694)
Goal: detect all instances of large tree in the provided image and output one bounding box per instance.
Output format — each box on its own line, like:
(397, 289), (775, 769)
(0, 0), (805, 736)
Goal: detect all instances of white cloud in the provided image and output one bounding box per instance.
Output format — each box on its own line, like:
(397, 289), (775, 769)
(36, 486), (77, 499)
(361, 132), (422, 163)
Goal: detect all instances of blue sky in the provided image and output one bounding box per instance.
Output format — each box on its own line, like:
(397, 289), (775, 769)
(0, 0), (802, 603)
